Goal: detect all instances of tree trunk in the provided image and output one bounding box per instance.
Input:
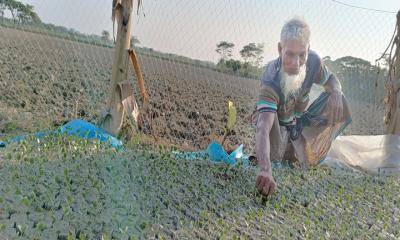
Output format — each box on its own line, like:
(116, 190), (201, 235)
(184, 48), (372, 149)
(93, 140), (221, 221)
(99, 0), (134, 136)
(385, 11), (400, 134)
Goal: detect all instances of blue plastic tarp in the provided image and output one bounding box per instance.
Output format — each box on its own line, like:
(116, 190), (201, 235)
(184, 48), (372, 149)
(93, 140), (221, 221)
(0, 119), (122, 149)
(173, 141), (294, 169)
(173, 141), (250, 168)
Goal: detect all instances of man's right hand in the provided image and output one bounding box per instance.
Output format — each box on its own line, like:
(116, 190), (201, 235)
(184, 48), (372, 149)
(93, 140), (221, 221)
(256, 170), (276, 197)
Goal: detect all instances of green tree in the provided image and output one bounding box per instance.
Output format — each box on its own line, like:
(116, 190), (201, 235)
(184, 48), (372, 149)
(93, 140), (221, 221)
(0, 0), (6, 19)
(216, 41), (235, 61)
(4, 0), (18, 23)
(2, 0), (40, 23)
(240, 43), (264, 67)
(225, 59), (241, 73)
(130, 36), (140, 47)
(324, 56), (386, 104)
(16, 2), (29, 22)
(25, 4), (40, 23)
(101, 30), (111, 42)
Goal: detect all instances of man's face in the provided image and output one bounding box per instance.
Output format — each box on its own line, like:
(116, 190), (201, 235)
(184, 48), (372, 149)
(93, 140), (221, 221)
(278, 40), (309, 75)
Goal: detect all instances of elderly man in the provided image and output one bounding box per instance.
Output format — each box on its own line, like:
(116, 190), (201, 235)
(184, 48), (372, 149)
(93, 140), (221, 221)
(254, 17), (351, 197)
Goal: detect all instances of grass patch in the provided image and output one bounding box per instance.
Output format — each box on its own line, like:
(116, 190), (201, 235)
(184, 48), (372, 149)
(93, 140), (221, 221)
(0, 136), (398, 239)
(0, 121), (22, 134)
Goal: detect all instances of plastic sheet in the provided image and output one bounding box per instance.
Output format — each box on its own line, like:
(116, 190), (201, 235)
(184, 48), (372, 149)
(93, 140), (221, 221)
(174, 141), (250, 168)
(0, 119), (122, 149)
(322, 134), (400, 174)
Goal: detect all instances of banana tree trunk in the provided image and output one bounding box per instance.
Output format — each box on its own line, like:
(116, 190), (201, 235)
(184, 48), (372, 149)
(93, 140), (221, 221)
(99, 0), (134, 136)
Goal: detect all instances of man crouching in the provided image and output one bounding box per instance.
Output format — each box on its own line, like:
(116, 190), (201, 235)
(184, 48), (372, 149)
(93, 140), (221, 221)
(254, 17), (351, 197)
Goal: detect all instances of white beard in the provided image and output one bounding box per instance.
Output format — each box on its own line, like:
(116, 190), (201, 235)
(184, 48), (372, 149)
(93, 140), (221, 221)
(280, 65), (306, 99)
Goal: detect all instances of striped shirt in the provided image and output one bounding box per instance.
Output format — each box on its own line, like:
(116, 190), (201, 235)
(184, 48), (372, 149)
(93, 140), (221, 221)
(257, 50), (332, 125)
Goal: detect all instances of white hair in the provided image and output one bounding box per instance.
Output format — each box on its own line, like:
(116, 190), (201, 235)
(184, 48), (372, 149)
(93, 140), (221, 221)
(280, 17), (310, 46)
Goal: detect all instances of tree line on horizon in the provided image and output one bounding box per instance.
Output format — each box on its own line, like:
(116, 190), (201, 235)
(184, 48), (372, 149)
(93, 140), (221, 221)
(100, 30), (140, 48)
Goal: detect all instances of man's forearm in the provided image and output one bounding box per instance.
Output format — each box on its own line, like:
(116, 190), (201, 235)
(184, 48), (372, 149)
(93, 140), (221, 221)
(255, 113), (274, 173)
(256, 129), (272, 172)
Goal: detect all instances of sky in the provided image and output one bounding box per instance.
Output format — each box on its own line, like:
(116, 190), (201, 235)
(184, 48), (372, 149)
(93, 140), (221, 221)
(16, 0), (400, 64)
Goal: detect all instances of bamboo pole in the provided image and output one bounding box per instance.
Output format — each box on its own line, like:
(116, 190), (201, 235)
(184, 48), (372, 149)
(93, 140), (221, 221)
(128, 49), (149, 107)
(99, 0), (134, 136)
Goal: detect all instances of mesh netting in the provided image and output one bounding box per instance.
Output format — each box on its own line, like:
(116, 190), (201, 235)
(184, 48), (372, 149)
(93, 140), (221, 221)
(0, 0), (399, 239)
(0, 0), (396, 149)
